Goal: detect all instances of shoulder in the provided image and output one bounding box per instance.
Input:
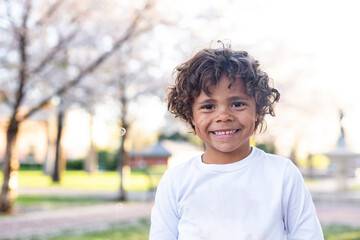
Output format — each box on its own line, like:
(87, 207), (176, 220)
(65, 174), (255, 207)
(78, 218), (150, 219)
(160, 153), (201, 182)
(155, 153), (201, 200)
(253, 147), (301, 179)
(254, 147), (292, 167)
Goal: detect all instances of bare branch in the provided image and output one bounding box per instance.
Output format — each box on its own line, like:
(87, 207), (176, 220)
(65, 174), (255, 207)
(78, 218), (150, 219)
(29, 10), (83, 75)
(35, 0), (64, 26)
(28, 28), (79, 75)
(12, 0), (32, 116)
(21, 0), (156, 121)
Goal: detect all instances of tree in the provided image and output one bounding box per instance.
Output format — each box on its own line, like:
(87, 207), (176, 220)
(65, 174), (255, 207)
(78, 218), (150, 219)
(106, 48), (168, 200)
(52, 100), (65, 182)
(0, 0), (155, 213)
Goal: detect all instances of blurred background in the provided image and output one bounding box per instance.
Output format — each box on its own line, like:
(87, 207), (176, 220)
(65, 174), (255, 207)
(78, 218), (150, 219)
(0, 0), (360, 239)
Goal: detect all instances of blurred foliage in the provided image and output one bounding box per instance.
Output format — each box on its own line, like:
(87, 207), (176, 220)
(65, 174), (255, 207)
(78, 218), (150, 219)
(19, 162), (43, 170)
(188, 134), (205, 148)
(64, 150), (122, 171)
(297, 154), (331, 169)
(158, 131), (190, 142)
(255, 142), (276, 154)
(158, 131), (204, 148)
(66, 159), (83, 170)
(99, 150), (117, 171)
(65, 151), (118, 171)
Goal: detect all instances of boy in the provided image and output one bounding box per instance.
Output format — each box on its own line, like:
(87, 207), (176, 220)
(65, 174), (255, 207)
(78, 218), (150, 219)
(149, 45), (323, 239)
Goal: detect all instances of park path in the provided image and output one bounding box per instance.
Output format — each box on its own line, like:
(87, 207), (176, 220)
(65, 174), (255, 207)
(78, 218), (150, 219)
(316, 202), (360, 226)
(0, 201), (153, 239)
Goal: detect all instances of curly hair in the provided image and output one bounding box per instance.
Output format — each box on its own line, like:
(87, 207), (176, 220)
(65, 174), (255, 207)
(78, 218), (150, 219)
(167, 46), (280, 133)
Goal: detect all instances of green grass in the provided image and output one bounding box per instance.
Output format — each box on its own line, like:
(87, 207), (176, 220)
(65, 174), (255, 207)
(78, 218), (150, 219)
(0, 169), (164, 191)
(323, 225), (360, 240)
(14, 195), (106, 210)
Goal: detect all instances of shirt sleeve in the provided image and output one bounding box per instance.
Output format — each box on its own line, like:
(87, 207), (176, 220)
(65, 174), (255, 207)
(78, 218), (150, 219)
(149, 171), (179, 240)
(282, 161), (324, 240)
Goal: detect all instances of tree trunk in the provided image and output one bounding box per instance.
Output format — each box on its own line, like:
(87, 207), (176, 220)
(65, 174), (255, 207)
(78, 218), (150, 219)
(43, 116), (57, 175)
(52, 109), (64, 182)
(117, 130), (128, 201)
(85, 112), (98, 173)
(0, 117), (20, 213)
(0, 0), (30, 213)
(117, 78), (129, 201)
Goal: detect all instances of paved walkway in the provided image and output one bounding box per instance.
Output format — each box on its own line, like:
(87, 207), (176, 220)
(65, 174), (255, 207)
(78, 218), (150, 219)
(315, 202), (360, 226)
(0, 201), (153, 239)
(0, 178), (359, 239)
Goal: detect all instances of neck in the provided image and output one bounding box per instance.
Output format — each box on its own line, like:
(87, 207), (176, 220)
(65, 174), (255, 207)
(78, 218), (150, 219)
(202, 146), (252, 165)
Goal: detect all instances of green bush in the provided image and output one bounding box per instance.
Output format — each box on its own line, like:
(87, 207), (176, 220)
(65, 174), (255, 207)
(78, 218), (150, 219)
(256, 142), (276, 154)
(98, 150), (116, 171)
(66, 159), (83, 170)
(20, 162), (42, 170)
(66, 151), (119, 171)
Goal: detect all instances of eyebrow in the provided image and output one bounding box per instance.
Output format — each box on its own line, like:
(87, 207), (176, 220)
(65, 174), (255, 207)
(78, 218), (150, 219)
(227, 96), (252, 101)
(196, 95), (251, 106)
(196, 99), (215, 106)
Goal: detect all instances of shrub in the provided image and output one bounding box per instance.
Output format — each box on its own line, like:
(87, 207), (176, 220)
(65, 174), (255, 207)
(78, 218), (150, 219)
(66, 159), (84, 170)
(20, 162), (42, 170)
(98, 150), (116, 171)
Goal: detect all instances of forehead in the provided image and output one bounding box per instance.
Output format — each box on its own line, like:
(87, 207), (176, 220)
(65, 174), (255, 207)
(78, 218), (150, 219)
(205, 75), (248, 96)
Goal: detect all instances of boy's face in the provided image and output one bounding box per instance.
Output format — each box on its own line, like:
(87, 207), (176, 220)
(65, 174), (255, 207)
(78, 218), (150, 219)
(191, 75), (257, 163)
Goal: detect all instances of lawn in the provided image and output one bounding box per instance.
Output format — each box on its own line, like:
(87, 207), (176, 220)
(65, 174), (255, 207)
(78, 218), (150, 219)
(0, 169), (164, 191)
(14, 195), (107, 210)
(323, 225), (360, 240)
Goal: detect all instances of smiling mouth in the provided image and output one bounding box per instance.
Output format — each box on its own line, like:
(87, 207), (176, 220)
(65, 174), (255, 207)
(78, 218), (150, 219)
(212, 129), (239, 136)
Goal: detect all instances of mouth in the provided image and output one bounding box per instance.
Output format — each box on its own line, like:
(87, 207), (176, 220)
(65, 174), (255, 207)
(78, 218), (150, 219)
(211, 129), (239, 136)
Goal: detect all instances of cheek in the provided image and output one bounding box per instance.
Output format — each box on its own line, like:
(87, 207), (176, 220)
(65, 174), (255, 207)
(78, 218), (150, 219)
(193, 117), (208, 134)
(243, 114), (257, 129)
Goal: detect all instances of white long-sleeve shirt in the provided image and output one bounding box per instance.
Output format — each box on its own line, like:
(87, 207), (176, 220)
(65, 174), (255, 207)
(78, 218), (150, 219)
(149, 147), (323, 240)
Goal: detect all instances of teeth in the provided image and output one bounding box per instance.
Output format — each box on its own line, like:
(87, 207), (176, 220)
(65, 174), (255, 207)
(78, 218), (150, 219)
(213, 130), (237, 135)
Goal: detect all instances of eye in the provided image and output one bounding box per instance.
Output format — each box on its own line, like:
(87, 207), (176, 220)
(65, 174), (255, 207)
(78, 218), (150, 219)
(201, 105), (214, 110)
(232, 102), (244, 108)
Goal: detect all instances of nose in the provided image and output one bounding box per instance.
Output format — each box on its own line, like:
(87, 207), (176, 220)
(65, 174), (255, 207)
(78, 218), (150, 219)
(215, 107), (234, 123)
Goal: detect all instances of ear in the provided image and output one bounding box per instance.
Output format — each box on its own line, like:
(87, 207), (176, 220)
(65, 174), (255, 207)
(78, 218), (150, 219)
(190, 118), (197, 135)
(254, 115), (260, 130)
